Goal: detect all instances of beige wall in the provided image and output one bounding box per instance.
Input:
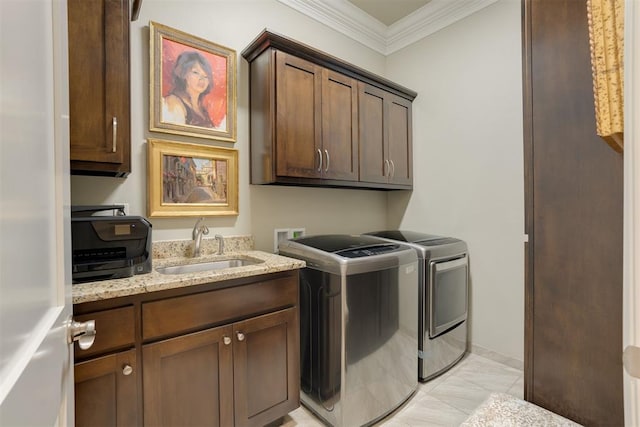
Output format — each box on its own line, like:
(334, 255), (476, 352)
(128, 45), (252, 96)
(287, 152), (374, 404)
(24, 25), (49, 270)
(386, 0), (524, 361)
(70, 0), (524, 361)
(71, 0), (389, 250)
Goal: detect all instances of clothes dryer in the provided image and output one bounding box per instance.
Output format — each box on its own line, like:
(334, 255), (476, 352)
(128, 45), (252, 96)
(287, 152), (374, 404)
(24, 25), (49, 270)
(365, 230), (468, 381)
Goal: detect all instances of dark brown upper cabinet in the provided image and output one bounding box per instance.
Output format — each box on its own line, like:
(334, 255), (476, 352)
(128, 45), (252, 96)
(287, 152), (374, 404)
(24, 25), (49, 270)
(359, 83), (413, 186)
(273, 52), (359, 182)
(68, 0), (131, 177)
(242, 29), (416, 190)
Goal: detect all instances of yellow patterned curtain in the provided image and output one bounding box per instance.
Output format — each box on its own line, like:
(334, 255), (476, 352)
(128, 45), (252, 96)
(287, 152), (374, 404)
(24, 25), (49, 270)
(587, 0), (624, 152)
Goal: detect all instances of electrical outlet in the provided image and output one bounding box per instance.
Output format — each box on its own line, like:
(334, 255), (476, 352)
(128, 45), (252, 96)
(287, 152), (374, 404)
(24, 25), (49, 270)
(274, 228), (290, 253)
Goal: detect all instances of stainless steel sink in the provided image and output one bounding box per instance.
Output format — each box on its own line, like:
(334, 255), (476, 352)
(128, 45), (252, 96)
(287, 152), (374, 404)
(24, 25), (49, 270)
(155, 258), (263, 275)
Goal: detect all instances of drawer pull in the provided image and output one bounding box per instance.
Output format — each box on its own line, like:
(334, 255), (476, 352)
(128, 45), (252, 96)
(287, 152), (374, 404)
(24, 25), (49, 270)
(236, 332), (245, 342)
(223, 336), (231, 346)
(122, 364), (133, 376)
(316, 149), (322, 172)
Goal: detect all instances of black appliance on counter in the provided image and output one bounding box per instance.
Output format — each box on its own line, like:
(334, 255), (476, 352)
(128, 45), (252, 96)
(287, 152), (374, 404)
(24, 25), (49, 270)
(71, 205), (152, 283)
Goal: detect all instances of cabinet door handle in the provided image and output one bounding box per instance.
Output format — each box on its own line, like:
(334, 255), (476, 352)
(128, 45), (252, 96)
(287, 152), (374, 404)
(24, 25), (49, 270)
(384, 159), (390, 177)
(236, 332), (245, 342)
(223, 336), (231, 346)
(112, 116), (118, 153)
(324, 149), (330, 172)
(389, 159), (395, 179)
(122, 364), (133, 376)
(316, 149), (322, 172)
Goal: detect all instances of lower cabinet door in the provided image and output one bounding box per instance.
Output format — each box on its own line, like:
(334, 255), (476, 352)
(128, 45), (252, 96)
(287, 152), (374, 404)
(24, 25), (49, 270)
(74, 349), (138, 427)
(142, 325), (234, 427)
(233, 307), (300, 427)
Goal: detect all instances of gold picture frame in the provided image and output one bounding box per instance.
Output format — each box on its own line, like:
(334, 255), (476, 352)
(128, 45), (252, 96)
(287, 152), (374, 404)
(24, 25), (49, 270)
(147, 138), (238, 217)
(149, 21), (237, 142)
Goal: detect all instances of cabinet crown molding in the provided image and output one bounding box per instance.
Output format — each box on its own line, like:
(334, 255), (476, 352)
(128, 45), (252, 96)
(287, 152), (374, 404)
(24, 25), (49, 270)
(241, 29), (417, 101)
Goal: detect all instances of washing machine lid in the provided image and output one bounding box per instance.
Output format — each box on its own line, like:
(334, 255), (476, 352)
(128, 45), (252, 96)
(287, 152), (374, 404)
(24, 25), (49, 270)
(365, 230), (443, 243)
(291, 234), (400, 256)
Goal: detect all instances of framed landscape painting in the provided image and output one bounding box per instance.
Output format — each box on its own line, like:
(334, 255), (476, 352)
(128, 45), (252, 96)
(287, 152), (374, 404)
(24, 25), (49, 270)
(147, 138), (238, 217)
(149, 21), (237, 142)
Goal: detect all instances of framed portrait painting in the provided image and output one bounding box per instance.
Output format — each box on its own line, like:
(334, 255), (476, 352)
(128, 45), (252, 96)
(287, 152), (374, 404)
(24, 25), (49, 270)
(147, 138), (238, 217)
(149, 22), (237, 142)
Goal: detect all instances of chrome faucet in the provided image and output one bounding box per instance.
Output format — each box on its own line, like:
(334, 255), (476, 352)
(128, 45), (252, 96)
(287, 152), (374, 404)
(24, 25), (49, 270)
(214, 234), (225, 255)
(192, 217), (209, 257)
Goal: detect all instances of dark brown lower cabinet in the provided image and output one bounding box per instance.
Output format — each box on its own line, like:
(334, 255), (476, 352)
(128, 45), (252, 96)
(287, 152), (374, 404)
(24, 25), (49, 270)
(233, 308), (299, 426)
(142, 308), (299, 427)
(143, 326), (234, 427)
(73, 271), (300, 427)
(74, 349), (138, 427)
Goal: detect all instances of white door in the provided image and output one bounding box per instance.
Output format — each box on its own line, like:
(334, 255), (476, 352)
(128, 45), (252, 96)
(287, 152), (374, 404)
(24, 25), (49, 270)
(0, 0), (74, 425)
(625, 0), (640, 425)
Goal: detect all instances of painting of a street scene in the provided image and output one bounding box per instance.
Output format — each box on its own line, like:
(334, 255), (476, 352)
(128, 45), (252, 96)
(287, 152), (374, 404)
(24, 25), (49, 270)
(162, 154), (227, 204)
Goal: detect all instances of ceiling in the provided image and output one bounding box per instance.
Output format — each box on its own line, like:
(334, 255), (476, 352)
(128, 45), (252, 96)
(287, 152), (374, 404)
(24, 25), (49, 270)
(277, 0), (498, 55)
(346, 0), (431, 26)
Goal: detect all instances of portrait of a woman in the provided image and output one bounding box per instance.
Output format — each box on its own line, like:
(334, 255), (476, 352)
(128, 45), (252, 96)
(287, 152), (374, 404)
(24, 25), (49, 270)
(150, 21), (235, 141)
(162, 51), (226, 130)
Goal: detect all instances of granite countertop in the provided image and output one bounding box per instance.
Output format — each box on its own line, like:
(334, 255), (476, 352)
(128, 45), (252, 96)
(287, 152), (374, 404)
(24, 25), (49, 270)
(72, 236), (305, 304)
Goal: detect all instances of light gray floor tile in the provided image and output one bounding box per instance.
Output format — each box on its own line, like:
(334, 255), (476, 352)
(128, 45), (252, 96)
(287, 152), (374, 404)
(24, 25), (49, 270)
(280, 405), (325, 427)
(506, 375), (525, 399)
(449, 356), (522, 394)
(377, 393), (469, 427)
(427, 375), (495, 414)
(280, 353), (531, 426)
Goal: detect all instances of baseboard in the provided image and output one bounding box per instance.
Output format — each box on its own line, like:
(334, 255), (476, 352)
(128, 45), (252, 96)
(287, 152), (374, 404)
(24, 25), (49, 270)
(470, 344), (524, 371)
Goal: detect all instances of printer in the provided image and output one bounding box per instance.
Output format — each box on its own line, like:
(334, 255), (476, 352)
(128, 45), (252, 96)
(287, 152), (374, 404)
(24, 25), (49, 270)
(71, 205), (152, 283)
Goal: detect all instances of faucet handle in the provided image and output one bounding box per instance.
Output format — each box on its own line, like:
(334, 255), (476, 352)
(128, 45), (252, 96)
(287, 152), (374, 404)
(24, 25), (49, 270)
(214, 234), (224, 255)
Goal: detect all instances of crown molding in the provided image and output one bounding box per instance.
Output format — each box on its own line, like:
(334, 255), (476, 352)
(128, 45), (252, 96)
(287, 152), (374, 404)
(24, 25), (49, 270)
(277, 0), (388, 53)
(277, 0), (499, 55)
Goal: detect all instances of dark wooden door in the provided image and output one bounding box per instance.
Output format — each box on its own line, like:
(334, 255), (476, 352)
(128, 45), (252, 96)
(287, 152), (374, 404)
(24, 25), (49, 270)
(74, 349), (138, 427)
(233, 308), (300, 427)
(142, 325), (234, 427)
(321, 69), (359, 181)
(68, 0), (130, 176)
(523, 0), (624, 425)
(275, 51), (322, 179)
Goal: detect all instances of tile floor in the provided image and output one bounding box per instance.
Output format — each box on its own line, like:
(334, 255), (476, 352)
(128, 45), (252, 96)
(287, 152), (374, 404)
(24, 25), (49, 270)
(281, 352), (524, 427)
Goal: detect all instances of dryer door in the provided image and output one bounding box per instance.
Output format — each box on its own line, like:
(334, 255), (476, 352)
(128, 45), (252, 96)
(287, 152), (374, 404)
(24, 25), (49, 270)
(429, 256), (468, 338)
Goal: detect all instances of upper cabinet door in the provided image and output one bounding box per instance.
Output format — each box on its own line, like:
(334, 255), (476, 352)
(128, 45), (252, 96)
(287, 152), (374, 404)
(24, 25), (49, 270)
(275, 51), (322, 179)
(321, 69), (359, 181)
(387, 95), (413, 186)
(359, 83), (413, 187)
(68, 0), (131, 177)
(358, 83), (387, 184)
